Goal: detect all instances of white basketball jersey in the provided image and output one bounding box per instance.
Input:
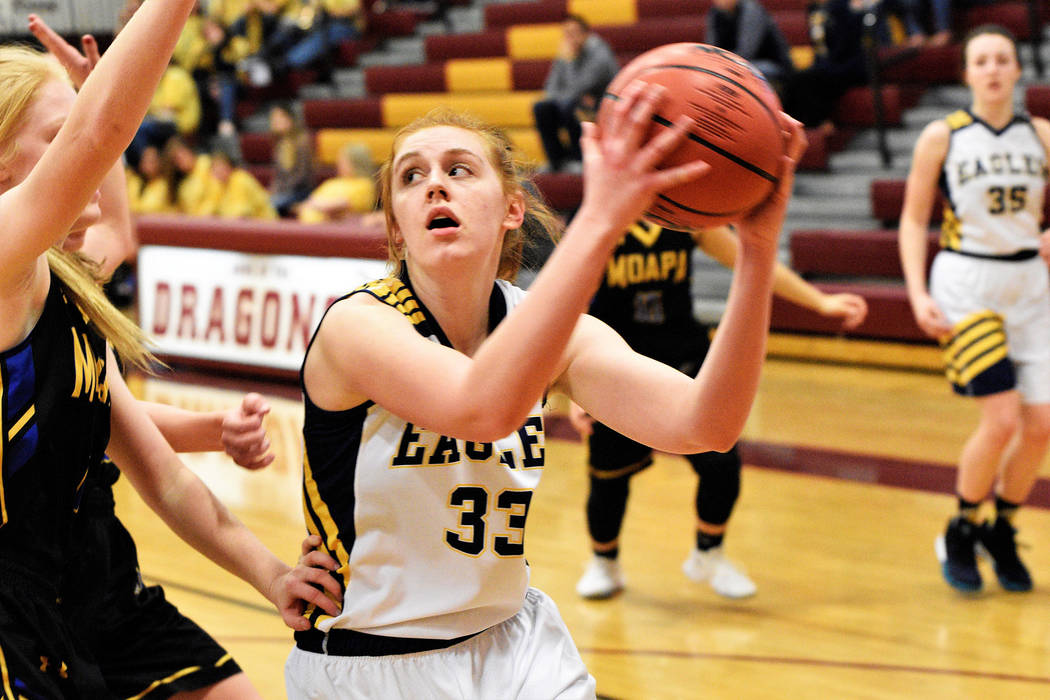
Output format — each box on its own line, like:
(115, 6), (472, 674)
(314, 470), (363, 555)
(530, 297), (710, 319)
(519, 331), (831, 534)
(939, 110), (1048, 256)
(300, 275), (545, 639)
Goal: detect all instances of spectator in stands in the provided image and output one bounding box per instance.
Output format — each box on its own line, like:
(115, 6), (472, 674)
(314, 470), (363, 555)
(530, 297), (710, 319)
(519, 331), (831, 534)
(705, 0), (795, 93)
(572, 220), (868, 601)
(201, 147), (278, 219)
(127, 57), (202, 166)
(269, 102), (315, 217)
(242, 0), (364, 87)
(127, 145), (179, 214)
(898, 25), (1050, 594)
(782, 0), (875, 131)
(164, 135), (215, 214)
(532, 14), (619, 173)
(298, 142), (377, 223)
(922, 0), (997, 47)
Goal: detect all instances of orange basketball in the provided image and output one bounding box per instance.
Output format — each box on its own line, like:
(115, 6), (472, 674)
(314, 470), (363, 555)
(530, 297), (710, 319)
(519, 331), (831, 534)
(598, 43), (786, 230)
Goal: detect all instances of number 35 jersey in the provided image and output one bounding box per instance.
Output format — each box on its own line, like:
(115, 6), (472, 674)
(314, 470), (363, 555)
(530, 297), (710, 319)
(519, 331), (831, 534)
(939, 109), (1048, 256)
(299, 273), (543, 640)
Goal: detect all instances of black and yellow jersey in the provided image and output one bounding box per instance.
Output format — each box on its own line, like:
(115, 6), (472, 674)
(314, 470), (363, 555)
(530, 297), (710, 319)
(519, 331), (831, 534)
(0, 277), (111, 578)
(588, 221), (708, 361)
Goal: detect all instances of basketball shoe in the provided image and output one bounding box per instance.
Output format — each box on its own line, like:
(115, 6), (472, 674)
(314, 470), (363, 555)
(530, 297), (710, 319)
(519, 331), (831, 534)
(977, 517), (1033, 592)
(682, 546), (756, 598)
(576, 556), (625, 599)
(935, 516), (982, 593)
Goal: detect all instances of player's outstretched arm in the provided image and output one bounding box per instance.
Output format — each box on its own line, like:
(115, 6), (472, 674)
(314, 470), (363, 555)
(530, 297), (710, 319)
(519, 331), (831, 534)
(554, 115), (806, 454)
(142, 393), (275, 469)
(1, 0), (194, 284)
(105, 349), (340, 626)
(696, 225), (868, 330)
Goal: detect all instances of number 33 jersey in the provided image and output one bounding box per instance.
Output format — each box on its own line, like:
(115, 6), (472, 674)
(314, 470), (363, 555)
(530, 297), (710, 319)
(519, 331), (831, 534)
(299, 273), (544, 640)
(939, 109), (1048, 256)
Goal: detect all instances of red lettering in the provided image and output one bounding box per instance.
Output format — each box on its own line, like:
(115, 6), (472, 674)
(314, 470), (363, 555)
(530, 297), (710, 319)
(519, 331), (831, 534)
(204, 288), (225, 343)
(152, 282), (170, 336)
(235, 289), (253, 346)
(260, 290), (280, 349)
(287, 294), (316, 352)
(177, 285), (197, 339)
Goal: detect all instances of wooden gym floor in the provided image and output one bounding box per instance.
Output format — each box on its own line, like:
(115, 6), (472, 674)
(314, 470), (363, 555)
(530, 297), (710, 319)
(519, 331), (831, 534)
(120, 357), (1050, 699)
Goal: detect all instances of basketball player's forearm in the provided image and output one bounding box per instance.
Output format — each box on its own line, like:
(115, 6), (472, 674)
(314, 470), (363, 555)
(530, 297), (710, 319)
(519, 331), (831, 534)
(141, 401), (225, 453)
(82, 163), (136, 276)
(770, 261), (827, 310)
(156, 466), (289, 601)
(899, 218), (930, 299)
(683, 244), (777, 448)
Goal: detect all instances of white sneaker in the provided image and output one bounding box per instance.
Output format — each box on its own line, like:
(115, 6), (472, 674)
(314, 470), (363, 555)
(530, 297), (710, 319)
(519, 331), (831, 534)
(682, 546), (757, 599)
(575, 556), (625, 599)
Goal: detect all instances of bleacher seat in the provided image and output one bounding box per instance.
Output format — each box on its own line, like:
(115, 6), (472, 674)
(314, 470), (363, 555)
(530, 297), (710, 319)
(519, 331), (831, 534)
(789, 229), (937, 278)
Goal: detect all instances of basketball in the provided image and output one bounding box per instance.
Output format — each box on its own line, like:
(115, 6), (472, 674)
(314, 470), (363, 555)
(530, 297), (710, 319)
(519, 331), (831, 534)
(598, 43), (786, 230)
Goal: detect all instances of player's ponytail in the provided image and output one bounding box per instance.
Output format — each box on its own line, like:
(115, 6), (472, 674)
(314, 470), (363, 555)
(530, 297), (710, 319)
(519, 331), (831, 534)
(47, 248), (155, 371)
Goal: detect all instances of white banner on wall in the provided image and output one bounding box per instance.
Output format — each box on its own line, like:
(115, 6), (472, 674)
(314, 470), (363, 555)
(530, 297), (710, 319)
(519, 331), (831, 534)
(137, 246), (388, 372)
(0, 0), (125, 34)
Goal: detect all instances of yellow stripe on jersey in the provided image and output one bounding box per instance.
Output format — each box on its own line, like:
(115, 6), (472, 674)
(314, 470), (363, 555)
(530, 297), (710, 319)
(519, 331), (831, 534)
(126, 664), (204, 700)
(943, 310), (1008, 387)
(940, 204), (962, 250)
(358, 279), (426, 325)
(0, 643), (14, 700)
(627, 220), (662, 247)
(302, 452), (351, 624)
(945, 109), (973, 131)
(7, 405), (33, 441)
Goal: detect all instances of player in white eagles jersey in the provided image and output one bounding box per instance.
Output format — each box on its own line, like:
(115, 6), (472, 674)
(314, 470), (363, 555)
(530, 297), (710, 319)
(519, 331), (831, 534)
(899, 24), (1050, 595)
(285, 98), (806, 698)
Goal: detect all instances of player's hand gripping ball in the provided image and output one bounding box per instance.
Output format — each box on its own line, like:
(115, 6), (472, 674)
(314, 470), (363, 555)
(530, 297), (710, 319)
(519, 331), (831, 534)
(598, 43), (787, 229)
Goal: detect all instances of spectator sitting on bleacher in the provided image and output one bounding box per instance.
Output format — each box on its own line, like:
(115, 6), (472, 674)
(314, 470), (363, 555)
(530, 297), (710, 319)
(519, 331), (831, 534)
(706, 0), (794, 94)
(532, 14), (619, 173)
(127, 145), (180, 214)
(127, 57), (202, 167)
(920, 0), (997, 47)
(199, 147), (278, 219)
(165, 135), (214, 214)
(298, 142), (377, 223)
(782, 0), (877, 132)
(268, 102), (315, 217)
(242, 0), (363, 87)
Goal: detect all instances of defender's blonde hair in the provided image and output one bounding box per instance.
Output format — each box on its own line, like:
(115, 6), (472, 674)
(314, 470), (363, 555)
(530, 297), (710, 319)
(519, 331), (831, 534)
(378, 108), (562, 280)
(0, 45), (153, 369)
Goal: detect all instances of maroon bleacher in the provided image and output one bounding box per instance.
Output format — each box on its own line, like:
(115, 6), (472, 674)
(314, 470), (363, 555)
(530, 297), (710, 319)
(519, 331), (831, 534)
(789, 228), (937, 279)
(771, 282), (927, 342)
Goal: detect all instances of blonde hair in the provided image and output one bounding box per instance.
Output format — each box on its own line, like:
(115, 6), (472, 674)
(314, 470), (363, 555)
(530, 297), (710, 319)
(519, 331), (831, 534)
(0, 45), (153, 369)
(378, 109), (562, 280)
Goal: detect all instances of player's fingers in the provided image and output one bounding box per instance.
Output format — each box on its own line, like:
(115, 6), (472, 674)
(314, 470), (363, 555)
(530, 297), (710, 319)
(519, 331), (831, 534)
(298, 582), (342, 616)
(604, 79), (645, 146)
(280, 604), (309, 631)
(651, 160), (711, 194)
(239, 452), (275, 470)
(635, 114), (692, 172)
(300, 533), (323, 556)
(242, 392), (271, 417)
(301, 549), (339, 571)
(622, 83), (664, 156)
(81, 35), (100, 67)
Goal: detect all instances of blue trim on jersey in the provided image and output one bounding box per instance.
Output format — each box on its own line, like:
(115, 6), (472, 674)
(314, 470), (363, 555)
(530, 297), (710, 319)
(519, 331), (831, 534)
(2, 343), (38, 475)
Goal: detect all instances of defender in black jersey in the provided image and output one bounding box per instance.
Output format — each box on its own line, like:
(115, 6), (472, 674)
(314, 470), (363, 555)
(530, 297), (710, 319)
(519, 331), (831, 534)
(573, 220), (867, 599)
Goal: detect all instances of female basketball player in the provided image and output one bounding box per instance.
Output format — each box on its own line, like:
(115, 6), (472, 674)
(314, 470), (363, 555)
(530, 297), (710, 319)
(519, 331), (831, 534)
(899, 24), (1050, 594)
(0, 3), (338, 695)
(572, 221), (867, 600)
(286, 86), (806, 696)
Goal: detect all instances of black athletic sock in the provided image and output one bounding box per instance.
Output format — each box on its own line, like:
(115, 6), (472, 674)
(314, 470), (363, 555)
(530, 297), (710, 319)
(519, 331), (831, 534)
(595, 547), (619, 560)
(696, 531), (724, 551)
(957, 495), (981, 523)
(995, 495), (1020, 524)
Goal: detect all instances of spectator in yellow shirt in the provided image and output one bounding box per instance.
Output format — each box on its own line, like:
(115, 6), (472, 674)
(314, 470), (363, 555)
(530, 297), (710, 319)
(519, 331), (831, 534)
(199, 149), (277, 219)
(298, 142), (375, 223)
(128, 60), (202, 165)
(165, 136), (214, 215)
(127, 146), (179, 214)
